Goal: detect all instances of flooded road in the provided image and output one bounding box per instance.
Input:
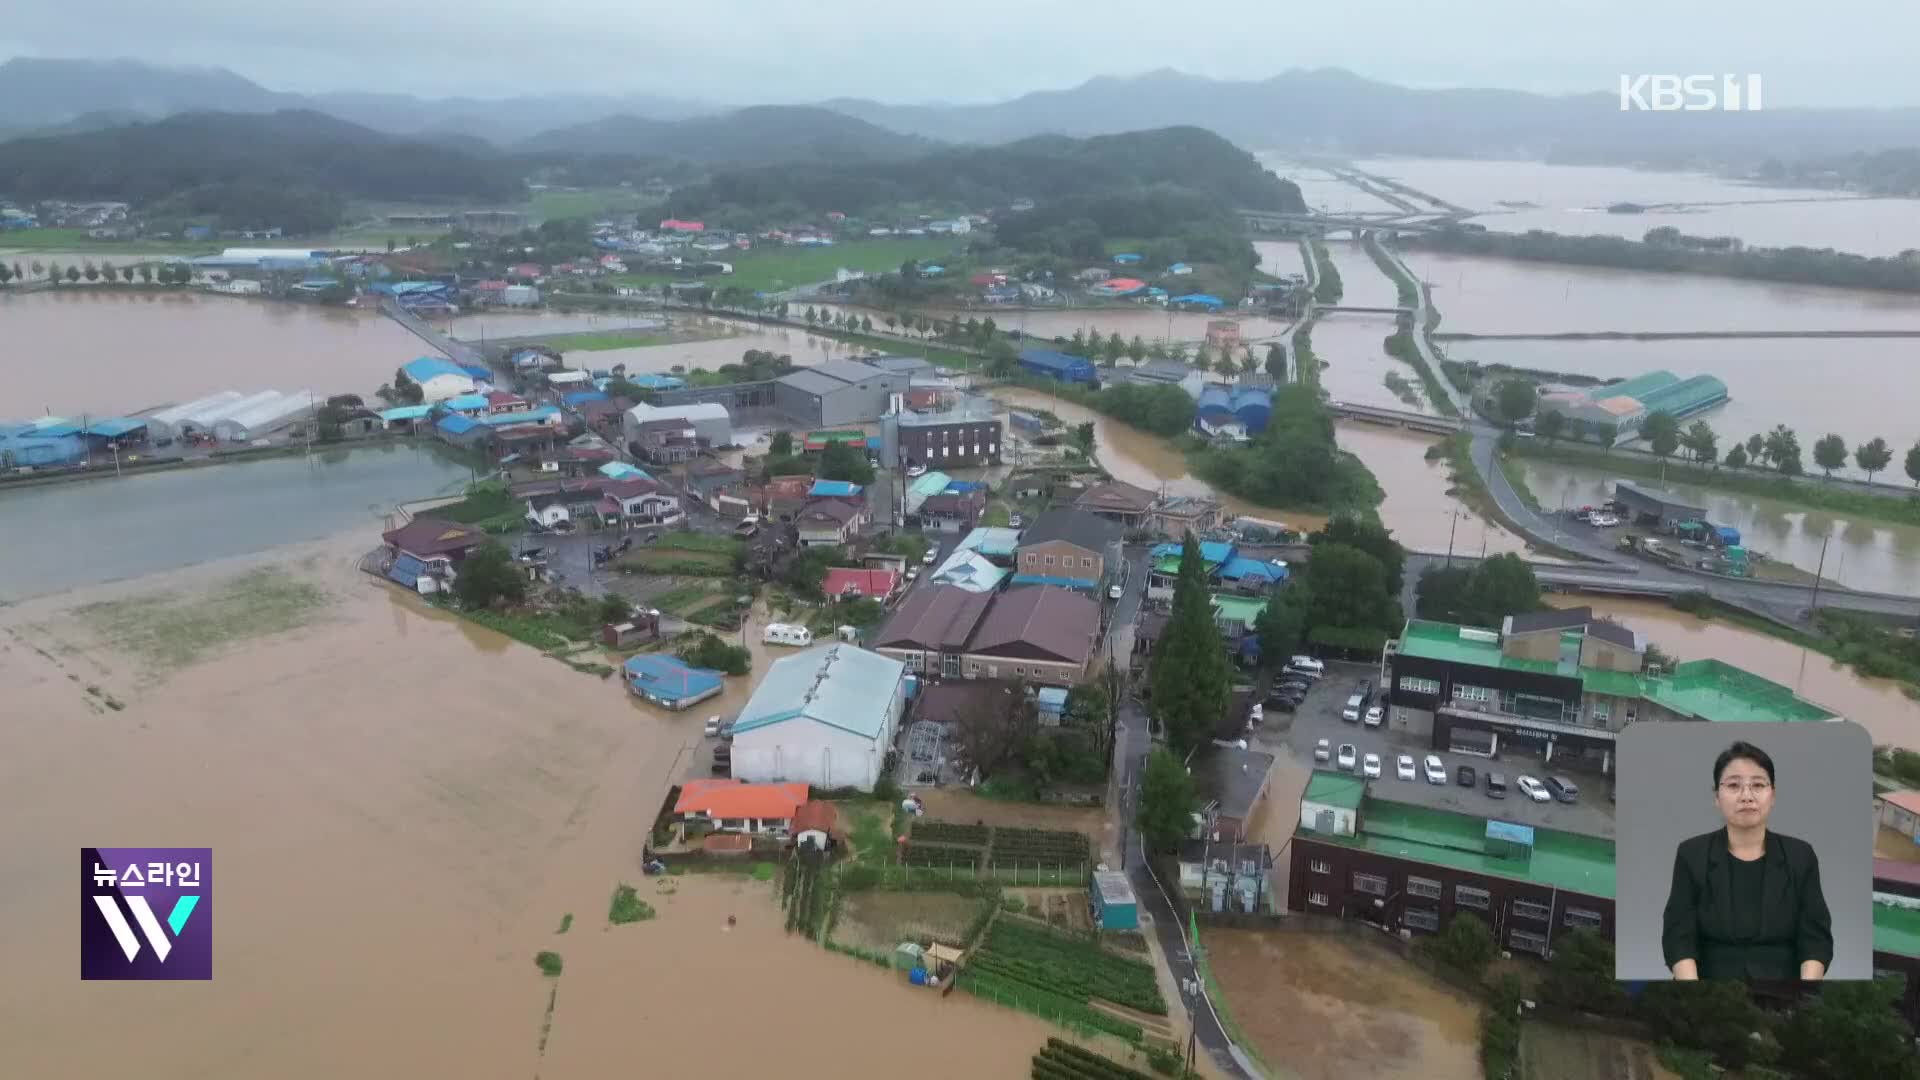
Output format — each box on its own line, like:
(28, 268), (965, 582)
(1544, 595), (1920, 750)
(1267, 161), (1408, 216)
(0, 443), (474, 603)
(0, 536), (1058, 1079)
(3, 290), (437, 416)
(1508, 455), (1920, 592)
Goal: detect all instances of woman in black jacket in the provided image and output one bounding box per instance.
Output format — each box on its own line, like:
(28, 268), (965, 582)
(1662, 740), (1832, 980)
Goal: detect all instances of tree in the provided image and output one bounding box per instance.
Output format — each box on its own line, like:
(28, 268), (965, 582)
(951, 685), (1034, 779)
(1105, 331), (1125, 366)
(1725, 443), (1749, 470)
(884, 314), (898, 333)
(390, 369), (424, 405)
(1128, 335), (1147, 364)
(1069, 328), (1088, 356)
(985, 339), (1018, 378)
(1812, 433), (1848, 478)
(1745, 432), (1765, 463)
(119, 265), (135, 283)
(83, 264), (100, 282)
(1562, 415), (1587, 444)
(1778, 976), (1920, 1080)
(1193, 343), (1213, 371)
(804, 306), (817, 325)
(1147, 530), (1232, 755)
(1639, 980), (1775, 1070)
(1537, 930), (1631, 1016)
(768, 430), (793, 457)
(1303, 543), (1400, 642)
(1681, 420), (1718, 466)
(1310, 515), (1405, 596)
(860, 315), (873, 334)
(817, 441), (874, 484)
(1071, 422), (1095, 456)
(1856, 437), (1894, 485)
(1534, 409), (1564, 446)
(138, 264), (153, 284)
(1415, 554), (1541, 626)
(1264, 342), (1287, 380)
(1252, 585), (1309, 663)
(1595, 424), (1616, 453)
(65, 266), (80, 283)
(676, 632), (751, 676)
(1907, 442), (1920, 487)
(1763, 424), (1803, 475)
(1136, 748), (1199, 853)
(1642, 410), (1679, 462)
(0, 264), (11, 286)
(453, 540), (527, 610)
(1418, 912), (1495, 978)
(1495, 379), (1536, 428)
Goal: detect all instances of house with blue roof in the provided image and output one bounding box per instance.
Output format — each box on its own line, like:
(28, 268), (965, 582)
(1147, 540), (1238, 600)
(809, 479), (863, 498)
(1017, 349), (1097, 386)
(729, 644), (908, 790)
(434, 413), (493, 448)
(623, 654), (725, 711)
(379, 404), (434, 429)
(1220, 556), (1288, 588)
(402, 356), (478, 403)
(442, 393), (490, 416)
(1112, 253), (1143, 264)
(476, 405), (560, 427)
(629, 373), (685, 391)
(1170, 293), (1225, 311)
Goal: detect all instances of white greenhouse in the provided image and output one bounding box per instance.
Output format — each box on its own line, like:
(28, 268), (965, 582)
(214, 391), (314, 442)
(145, 391), (244, 442)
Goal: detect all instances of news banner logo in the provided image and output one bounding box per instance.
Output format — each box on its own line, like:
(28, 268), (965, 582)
(1619, 74), (1763, 112)
(81, 848), (211, 980)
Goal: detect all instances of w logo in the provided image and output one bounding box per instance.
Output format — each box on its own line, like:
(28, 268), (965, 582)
(81, 847), (212, 980)
(91, 894), (200, 962)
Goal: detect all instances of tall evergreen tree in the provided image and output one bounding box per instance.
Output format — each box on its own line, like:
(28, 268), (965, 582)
(1148, 530), (1232, 755)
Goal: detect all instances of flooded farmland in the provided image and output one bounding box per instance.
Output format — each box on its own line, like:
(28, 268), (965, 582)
(0, 536), (1063, 1079)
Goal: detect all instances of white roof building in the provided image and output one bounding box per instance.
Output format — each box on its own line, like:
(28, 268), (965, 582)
(728, 644), (909, 791)
(621, 401), (732, 448)
(214, 391), (314, 442)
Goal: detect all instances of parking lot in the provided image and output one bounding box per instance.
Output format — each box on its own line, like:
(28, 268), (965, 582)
(1261, 662), (1617, 839)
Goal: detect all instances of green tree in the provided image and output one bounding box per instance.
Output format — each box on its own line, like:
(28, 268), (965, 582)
(1725, 443), (1749, 470)
(454, 540), (527, 610)
(1418, 912), (1495, 978)
(1069, 328), (1088, 356)
(817, 441), (874, 484)
(1562, 415), (1587, 443)
(1302, 543), (1399, 643)
(860, 315), (873, 334)
(1193, 343), (1213, 371)
(1681, 420), (1718, 466)
(804, 306), (817, 325)
(1639, 980), (1775, 1070)
(1642, 410), (1679, 461)
(884, 314), (898, 333)
(1310, 515), (1405, 596)
(1763, 424), (1803, 475)
(1071, 422), (1095, 456)
(83, 264), (100, 282)
(1856, 437), (1894, 485)
(1264, 341), (1287, 380)
(1534, 408), (1565, 446)
(1812, 433), (1848, 478)
(1745, 432), (1765, 463)
(1252, 585), (1309, 662)
(65, 266), (81, 283)
(9, 260), (20, 279)
(1537, 929), (1631, 1016)
(1128, 335), (1148, 364)
(1595, 424), (1617, 453)
(1148, 530), (1232, 755)
(984, 338), (1018, 378)
(1906, 442), (1920, 487)
(768, 430), (793, 457)
(1778, 976), (1920, 1080)
(676, 632), (752, 676)
(1496, 379), (1536, 427)
(1136, 748), (1199, 853)
(0, 264), (11, 286)
(119, 265), (135, 283)
(138, 264), (153, 283)
(1104, 331), (1125, 365)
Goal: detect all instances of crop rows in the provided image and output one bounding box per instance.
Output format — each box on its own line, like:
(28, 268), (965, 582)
(909, 820), (990, 846)
(960, 969), (1143, 1044)
(901, 843), (983, 868)
(990, 826), (1091, 865)
(973, 920), (1166, 1015)
(1030, 1039), (1156, 1080)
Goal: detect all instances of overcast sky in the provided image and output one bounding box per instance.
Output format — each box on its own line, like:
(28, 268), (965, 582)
(2, 0), (1912, 107)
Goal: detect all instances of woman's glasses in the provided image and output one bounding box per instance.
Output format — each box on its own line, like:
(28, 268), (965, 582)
(1718, 780), (1772, 796)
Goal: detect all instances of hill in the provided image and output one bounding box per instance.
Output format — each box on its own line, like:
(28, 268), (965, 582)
(0, 110), (524, 232)
(516, 105), (935, 164)
(0, 57), (294, 130)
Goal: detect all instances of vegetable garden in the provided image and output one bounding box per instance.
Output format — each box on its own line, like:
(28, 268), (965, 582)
(899, 819), (1090, 877)
(1030, 1039), (1159, 1080)
(970, 919), (1167, 1016)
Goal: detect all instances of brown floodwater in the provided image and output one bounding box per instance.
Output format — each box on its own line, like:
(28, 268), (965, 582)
(1544, 595), (1920, 749)
(1264, 161), (1408, 216)
(1253, 239), (1306, 279)
(3, 289), (437, 416)
(1334, 422), (1536, 559)
(1509, 455), (1920, 592)
(0, 535), (1063, 1078)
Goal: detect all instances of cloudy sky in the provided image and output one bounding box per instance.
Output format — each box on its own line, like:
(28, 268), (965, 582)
(2, 0), (1911, 107)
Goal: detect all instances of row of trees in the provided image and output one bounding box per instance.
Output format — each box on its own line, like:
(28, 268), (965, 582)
(0, 260), (190, 286)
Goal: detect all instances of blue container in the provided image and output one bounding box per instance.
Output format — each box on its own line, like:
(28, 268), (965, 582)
(908, 967), (928, 986)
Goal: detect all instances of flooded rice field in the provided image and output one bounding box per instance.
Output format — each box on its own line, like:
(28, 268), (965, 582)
(1254, 239), (1306, 279)
(0, 535), (1060, 1078)
(3, 289), (436, 416)
(1267, 162), (1408, 216)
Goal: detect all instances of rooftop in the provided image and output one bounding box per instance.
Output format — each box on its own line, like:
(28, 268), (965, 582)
(926, 550), (1008, 592)
(675, 779), (810, 821)
(733, 644), (906, 742)
(809, 479), (862, 497)
(957, 526), (1023, 558)
(1198, 744), (1274, 820)
(968, 586), (1100, 664)
(822, 568), (898, 597)
(1302, 770), (1366, 810)
(402, 356), (468, 383)
(778, 369), (849, 396)
(622, 654), (724, 701)
(1874, 899), (1920, 959)
(1307, 795), (1617, 899)
(1076, 480), (1156, 513)
(876, 585), (994, 651)
(1882, 791), (1920, 816)
(382, 517), (484, 557)
(1211, 594), (1268, 625)
(1018, 508), (1120, 552)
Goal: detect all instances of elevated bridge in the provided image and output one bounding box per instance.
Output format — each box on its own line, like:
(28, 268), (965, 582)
(1236, 209), (1452, 234)
(1327, 401), (1465, 435)
(1317, 305), (1412, 316)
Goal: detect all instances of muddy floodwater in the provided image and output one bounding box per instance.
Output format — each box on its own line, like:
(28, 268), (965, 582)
(1545, 595), (1920, 749)
(0, 536), (1064, 1078)
(1334, 423), (1534, 558)
(4, 290), (440, 416)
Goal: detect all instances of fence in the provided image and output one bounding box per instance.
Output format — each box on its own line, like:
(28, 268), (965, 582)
(874, 861), (1088, 887)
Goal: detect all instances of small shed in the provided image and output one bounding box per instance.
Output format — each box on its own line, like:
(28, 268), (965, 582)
(601, 614), (659, 648)
(792, 800), (839, 850)
(1036, 687), (1069, 726)
(1613, 480), (1706, 528)
(892, 942), (926, 971)
(1089, 870), (1139, 931)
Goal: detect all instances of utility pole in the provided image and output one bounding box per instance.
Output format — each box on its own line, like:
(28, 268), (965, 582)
(1444, 509), (1460, 569)
(1808, 533), (1831, 614)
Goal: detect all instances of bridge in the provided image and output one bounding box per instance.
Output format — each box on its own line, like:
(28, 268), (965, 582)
(1317, 305), (1412, 316)
(1236, 208), (1454, 234)
(1326, 401), (1465, 435)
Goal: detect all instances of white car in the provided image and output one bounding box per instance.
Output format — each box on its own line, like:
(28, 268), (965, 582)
(1517, 775), (1552, 803)
(1108, 583), (1124, 600)
(1314, 738), (1332, 763)
(1423, 754), (1447, 784)
(1364, 705), (1384, 727)
(1336, 743), (1358, 771)
(1362, 753), (1382, 779)
(1247, 703), (1264, 727)
(906, 464), (928, 477)
(920, 548), (938, 565)
(1591, 513), (1619, 527)
(702, 715), (723, 737)
(1396, 754), (1416, 781)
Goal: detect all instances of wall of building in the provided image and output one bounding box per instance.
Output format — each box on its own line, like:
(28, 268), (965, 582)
(899, 419), (1002, 467)
(732, 723), (884, 791)
(1017, 540), (1103, 582)
(1579, 636), (1641, 672)
(1880, 799), (1920, 839)
(962, 653), (1086, 686)
(1502, 632), (1562, 664)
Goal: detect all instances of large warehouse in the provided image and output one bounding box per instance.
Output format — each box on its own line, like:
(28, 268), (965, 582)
(729, 644), (909, 791)
(145, 391), (244, 442)
(213, 391), (315, 442)
(621, 401), (732, 448)
(773, 359), (905, 427)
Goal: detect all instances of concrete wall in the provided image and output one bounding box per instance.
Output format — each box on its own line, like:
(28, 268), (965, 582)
(961, 652), (1086, 686)
(1579, 636), (1642, 672)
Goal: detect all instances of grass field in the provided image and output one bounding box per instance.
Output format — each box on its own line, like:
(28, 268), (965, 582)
(615, 236), (965, 294)
(0, 228), (214, 255)
(530, 188), (661, 223)
(556, 330), (684, 351)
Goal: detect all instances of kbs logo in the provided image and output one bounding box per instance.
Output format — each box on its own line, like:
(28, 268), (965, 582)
(81, 848), (211, 980)
(1619, 75), (1763, 112)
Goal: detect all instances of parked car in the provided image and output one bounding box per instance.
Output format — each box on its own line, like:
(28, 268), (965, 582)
(1485, 772), (1508, 799)
(1363, 705), (1384, 727)
(1265, 695), (1299, 713)
(906, 464), (928, 477)
(1286, 656), (1325, 677)
(1356, 679), (1373, 698)
(1591, 513), (1619, 527)
(702, 715), (723, 737)
(1424, 755), (1447, 784)
(1544, 775), (1579, 803)
(1457, 765), (1477, 788)
(920, 548), (938, 565)
(1247, 703), (1264, 727)
(1396, 754), (1416, 781)
(1108, 583), (1124, 600)
(1314, 738), (1331, 763)
(1336, 743), (1358, 771)
(1517, 775), (1551, 803)
(1340, 694), (1364, 722)
(1362, 753), (1382, 779)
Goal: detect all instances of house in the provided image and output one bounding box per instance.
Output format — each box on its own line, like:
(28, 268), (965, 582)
(822, 568), (900, 602)
(674, 779), (811, 837)
(1178, 840), (1274, 914)
(526, 491), (573, 529)
(762, 475), (817, 521)
(484, 390), (529, 415)
(874, 587), (995, 676)
(961, 586), (1101, 686)
(1150, 494), (1224, 537)
(1017, 349), (1097, 385)
(380, 517), (487, 593)
(1879, 791), (1920, 845)
(918, 490), (985, 534)
(601, 477), (683, 527)
(401, 356), (478, 403)
(1145, 540), (1234, 600)
(1212, 594), (1268, 637)
(730, 644), (909, 791)
(1074, 480), (1156, 529)
(886, 398), (1003, 468)
(1205, 319), (1239, 349)
(1013, 509), (1121, 591)
(1196, 743), (1275, 843)
(793, 801), (839, 849)
(623, 401), (732, 448)
(442, 393), (490, 417)
(796, 498), (866, 547)
(686, 460), (747, 511)
(659, 218), (705, 233)
(601, 614), (660, 648)
(630, 418), (704, 465)
(622, 653), (725, 710)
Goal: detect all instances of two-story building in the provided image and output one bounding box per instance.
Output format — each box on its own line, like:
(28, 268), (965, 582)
(600, 476), (683, 528)
(887, 397), (1003, 469)
(1074, 480), (1156, 530)
(873, 584), (1101, 687)
(796, 498), (867, 547)
(1383, 610), (1838, 773)
(1013, 509), (1121, 592)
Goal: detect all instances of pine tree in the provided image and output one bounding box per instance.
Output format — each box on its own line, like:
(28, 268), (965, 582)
(1148, 530), (1232, 755)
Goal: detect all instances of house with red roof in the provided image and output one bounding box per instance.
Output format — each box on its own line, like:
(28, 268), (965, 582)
(485, 390), (529, 415)
(509, 263), (544, 280)
(674, 779), (811, 837)
(823, 568), (900, 602)
(659, 218), (705, 233)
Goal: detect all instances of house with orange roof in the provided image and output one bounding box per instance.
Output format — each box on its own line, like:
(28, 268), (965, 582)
(1879, 789), (1920, 845)
(674, 779), (811, 837)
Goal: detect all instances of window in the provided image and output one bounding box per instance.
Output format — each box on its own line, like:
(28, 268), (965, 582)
(1307, 891), (1329, 907)
(1590, 699), (1610, 723)
(1508, 928), (1550, 956)
(1407, 875), (1442, 900)
(1403, 907), (1440, 932)
(1397, 675), (1440, 696)
(1455, 884), (1491, 909)
(1025, 554), (1037, 567)
(1308, 859), (1330, 875)
(1045, 555), (1055, 566)
(1511, 899), (1552, 922)
(1352, 872), (1388, 897)
(1564, 907), (1604, 930)
(1454, 684), (1493, 704)
(941, 654), (961, 678)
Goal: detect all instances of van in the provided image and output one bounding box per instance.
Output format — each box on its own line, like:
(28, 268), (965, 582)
(762, 623), (814, 647)
(1484, 773), (1508, 799)
(1287, 656), (1325, 676)
(1341, 694), (1364, 722)
(1544, 775), (1579, 803)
